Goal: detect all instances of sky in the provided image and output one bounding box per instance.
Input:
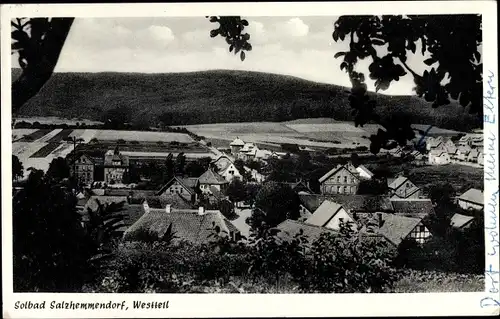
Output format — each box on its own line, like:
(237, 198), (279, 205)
(12, 16), (434, 95)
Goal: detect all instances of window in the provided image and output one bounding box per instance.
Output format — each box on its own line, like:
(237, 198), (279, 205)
(337, 176), (340, 183)
(180, 188), (183, 193)
(419, 225), (425, 232)
(229, 170), (234, 175)
(337, 186), (341, 193)
(344, 176), (347, 183)
(351, 178), (355, 183)
(406, 183), (410, 188)
(170, 188), (174, 193)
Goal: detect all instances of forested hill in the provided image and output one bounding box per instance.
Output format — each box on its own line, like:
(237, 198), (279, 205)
(12, 68), (481, 131)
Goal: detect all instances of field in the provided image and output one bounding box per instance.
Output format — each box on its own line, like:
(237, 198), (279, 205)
(407, 164), (484, 194)
(182, 119), (374, 150)
(394, 269), (484, 293)
(12, 127), (199, 179)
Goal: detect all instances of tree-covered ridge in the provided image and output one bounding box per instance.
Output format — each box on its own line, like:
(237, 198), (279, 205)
(12, 69), (481, 132)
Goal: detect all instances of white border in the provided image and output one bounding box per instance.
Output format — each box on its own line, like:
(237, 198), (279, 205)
(2, 2), (499, 318)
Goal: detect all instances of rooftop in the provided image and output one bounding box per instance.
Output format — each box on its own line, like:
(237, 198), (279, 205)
(198, 168), (228, 185)
(390, 198), (434, 218)
(458, 188), (484, 205)
(450, 213), (475, 228)
(305, 200), (343, 227)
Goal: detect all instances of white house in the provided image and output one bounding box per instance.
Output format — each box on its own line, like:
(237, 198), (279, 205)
(428, 150), (451, 165)
(229, 137), (245, 155)
(355, 165), (374, 180)
(305, 200), (355, 231)
(212, 155), (241, 182)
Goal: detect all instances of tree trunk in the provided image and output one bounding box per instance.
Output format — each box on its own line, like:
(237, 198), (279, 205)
(12, 18), (74, 114)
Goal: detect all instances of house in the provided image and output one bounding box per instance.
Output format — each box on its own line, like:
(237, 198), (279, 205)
(281, 180), (313, 194)
(243, 166), (266, 183)
(123, 205), (240, 244)
(467, 149), (480, 162)
(275, 219), (392, 249)
(356, 164), (374, 180)
(458, 135), (472, 147)
(198, 168), (229, 195)
(156, 176), (198, 203)
(390, 198), (435, 219)
(238, 143), (258, 161)
(457, 188), (484, 211)
(146, 194), (195, 210)
(428, 150), (451, 165)
(305, 200), (355, 231)
(103, 147), (129, 184)
(212, 155), (242, 182)
(72, 154), (95, 185)
(387, 176), (421, 199)
(471, 136), (483, 148)
(229, 137), (245, 155)
(318, 164), (360, 195)
(477, 152), (484, 166)
(255, 149), (273, 161)
(454, 146), (470, 162)
(371, 213), (431, 245)
(450, 213), (475, 230)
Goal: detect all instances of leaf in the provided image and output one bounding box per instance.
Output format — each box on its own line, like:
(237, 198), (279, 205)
(334, 52), (346, 59)
(241, 19), (249, 26)
(240, 51), (245, 61)
(423, 58), (436, 66)
(371, 39), (385, 46)
(210, 29), (219, 38)
(229, 45), (234, 53)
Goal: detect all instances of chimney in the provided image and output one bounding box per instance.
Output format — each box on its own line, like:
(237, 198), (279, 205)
(198, 206), (205, 215)
(143, 201), (150, 214)
(166, 204), (171, 214)
(377, 213), (383, 227)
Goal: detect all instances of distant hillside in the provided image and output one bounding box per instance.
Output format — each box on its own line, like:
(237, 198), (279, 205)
(12, 68), (481, 131)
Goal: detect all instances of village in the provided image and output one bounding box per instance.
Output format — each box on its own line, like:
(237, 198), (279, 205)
(38, 127), (483, 251)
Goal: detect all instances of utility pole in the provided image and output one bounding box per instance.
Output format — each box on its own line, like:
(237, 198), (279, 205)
(67, 136), (84, 189)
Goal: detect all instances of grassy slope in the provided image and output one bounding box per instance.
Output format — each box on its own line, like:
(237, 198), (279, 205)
(13, 68), (480, 130)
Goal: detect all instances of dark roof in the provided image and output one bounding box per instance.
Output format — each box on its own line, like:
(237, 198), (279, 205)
(388, 176), (409, 190)
(157, 176), (196, 195)
(82, 196), (145, 231)
(103, 188), (157, 199)
(299, 194), (393, 213)
(390, 199), (434, 218)
(375, 213), (423, 246)
(276, 219), (339, 244)
(276, 219), (390, 247)
(209, 186), (225, 200)
(123, 209), (237, 244)
(180, 177), (199, 189)
(450, 213), (475, 229)
(146, 194), (195, 210)
(84, 195), (128, 212)
(198, 168), (228, 185)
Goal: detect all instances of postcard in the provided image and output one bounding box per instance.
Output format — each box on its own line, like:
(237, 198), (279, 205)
(1, 1), (499, 318)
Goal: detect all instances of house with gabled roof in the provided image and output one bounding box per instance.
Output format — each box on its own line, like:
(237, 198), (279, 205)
(198, 168), (229, 195)
(467, 149), (480, 163)
(156, 176), (198, 203)
(370, 213), (431, 245)
(454, 146), (471, 162)
(103, 147), (130, 184)
(450, 213), (475, 230)
(275, 219), (393, 250)
(428, 149), (451, 165)
(123, 205), (240, 244)
(387, 176), (421, 199)
(229, 137), (245, 155)
(319, 164), (360, 195)
(477, 151), (484, 166)
(212, 155), (242, 182)
(305, 200), (355, 231)
(457, 188), (483, 211)
(72, 154), (95, 185)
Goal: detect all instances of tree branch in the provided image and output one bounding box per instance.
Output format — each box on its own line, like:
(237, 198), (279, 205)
(12, 18), (74, 114)
(398, 57), (421, 79)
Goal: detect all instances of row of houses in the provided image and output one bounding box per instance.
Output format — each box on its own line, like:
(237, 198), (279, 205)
(317, 162), (422, 199)
(426, 136), (484, 166)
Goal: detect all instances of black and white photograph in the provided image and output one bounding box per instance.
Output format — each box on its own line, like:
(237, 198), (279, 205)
(2, 1), (499, 318)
